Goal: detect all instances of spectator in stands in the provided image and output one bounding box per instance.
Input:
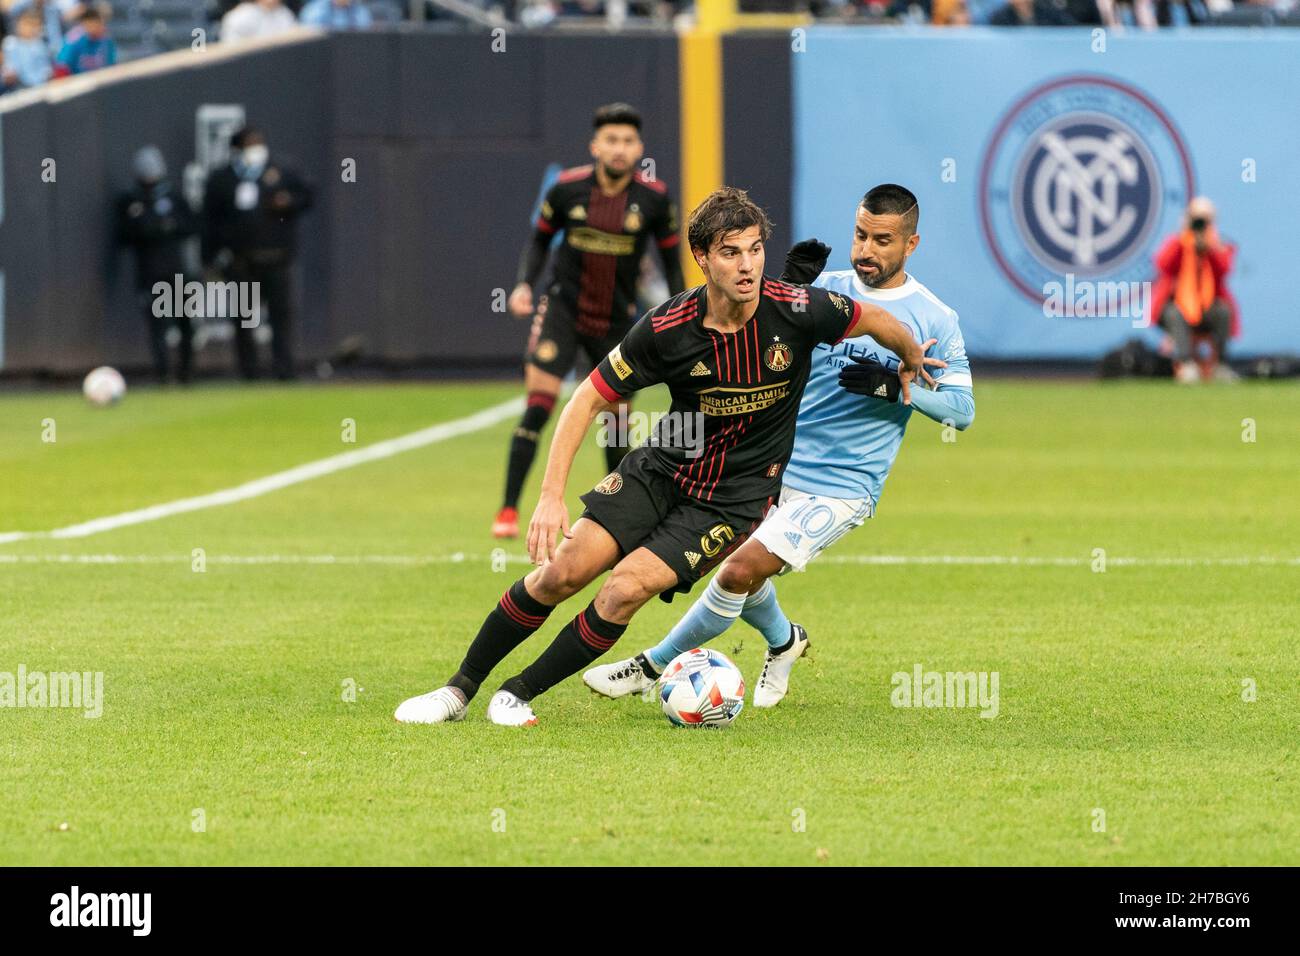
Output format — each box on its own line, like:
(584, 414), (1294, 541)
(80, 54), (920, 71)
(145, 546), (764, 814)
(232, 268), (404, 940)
(932, 0), (972, 21)
(55, 4), (114, 74)
(1097, 0), (1157, 26)
(220, 0), (296, 41)
(202, 126), (314, 380)
(1062, 0), (1103, 21)
(118, 145), (200, 383)
(1150, 197), (1239, 383)
(299, 0), (371, 28)
(7, 0), (65, 49)
(0, 48), (15, 92)
(2, 9), (54, 86)
(988, 0), (1075, 21)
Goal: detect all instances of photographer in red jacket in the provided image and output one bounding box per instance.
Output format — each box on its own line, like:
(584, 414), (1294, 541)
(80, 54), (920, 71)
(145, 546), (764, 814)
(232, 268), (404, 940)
(1149, 197), (1239, 383)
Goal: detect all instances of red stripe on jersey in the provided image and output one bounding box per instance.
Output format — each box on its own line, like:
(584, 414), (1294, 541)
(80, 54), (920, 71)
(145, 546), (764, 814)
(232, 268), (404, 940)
(705, 416), (749, 501)
(652, 301), (697, 332)
(653, 298), (697, 323)
(680, 421), (720, 497)
(684, 421), (735, 499)
(652, 305), (697, 332)
(634, 172), (668, 194)
(749, 317), (761, 381)
(764, 290), (808, 303)
(576, 185), (628, 335)
(710, 332), (722, 378)
(831, 299), (862, 345)
(739, 323), (751, 384)
(657, 233), (680, 249)
(535, 216), (556, 235)
(558, 165), (593, 183)
(652, 315), (694, 334)
(589, 368), (620, 403)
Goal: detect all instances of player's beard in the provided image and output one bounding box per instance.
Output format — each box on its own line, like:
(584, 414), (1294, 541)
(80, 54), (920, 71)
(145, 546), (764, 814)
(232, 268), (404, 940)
(854, 258), (902, 289)
(600, 160), (632, 182)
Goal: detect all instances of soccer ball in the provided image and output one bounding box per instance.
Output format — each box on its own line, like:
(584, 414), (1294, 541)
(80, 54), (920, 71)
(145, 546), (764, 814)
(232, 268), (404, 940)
(659, 648), (745, 728)
(83, 367), (126, 406)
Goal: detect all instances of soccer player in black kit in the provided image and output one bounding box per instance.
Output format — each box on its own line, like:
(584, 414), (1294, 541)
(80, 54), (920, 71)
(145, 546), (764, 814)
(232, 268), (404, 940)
(397, 187), (943, 726)
(493, 102), (685, 539)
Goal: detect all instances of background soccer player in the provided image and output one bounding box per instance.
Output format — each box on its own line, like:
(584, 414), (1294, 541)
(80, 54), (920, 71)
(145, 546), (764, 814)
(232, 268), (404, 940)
(584, 184), (975, 708)
(493, 102), (685, 539)
(395, 186), (942, 727)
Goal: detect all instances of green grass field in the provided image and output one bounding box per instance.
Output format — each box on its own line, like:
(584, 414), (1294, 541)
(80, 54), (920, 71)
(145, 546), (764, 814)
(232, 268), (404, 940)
(1, 378), (1296, 866)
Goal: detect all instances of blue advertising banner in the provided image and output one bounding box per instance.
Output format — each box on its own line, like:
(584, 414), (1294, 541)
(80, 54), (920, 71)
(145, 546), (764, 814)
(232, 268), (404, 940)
(793, 28), (1299, 358)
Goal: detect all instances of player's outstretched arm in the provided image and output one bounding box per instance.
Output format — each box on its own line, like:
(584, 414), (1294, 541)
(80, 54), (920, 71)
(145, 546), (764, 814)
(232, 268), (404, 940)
(910, 385), (975, 430)
(846, 308), (944, 405)
(839, 356), (975, 429)
(528, 379), (619, 565)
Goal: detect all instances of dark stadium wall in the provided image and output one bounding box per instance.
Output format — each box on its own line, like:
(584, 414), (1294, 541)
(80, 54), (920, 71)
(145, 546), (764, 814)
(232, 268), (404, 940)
(720, 33), (792, 263)
(0, 29), (682, 375)
(328, 29), (681, 368)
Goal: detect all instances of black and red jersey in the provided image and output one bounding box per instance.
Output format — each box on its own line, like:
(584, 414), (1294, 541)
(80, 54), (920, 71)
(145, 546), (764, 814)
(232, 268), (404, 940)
(535, 165), (679, 337)
(590, 277), (862, 506)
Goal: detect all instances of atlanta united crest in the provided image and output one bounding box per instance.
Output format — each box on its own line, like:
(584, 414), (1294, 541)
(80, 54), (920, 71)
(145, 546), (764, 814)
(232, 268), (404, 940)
(764, 339), (792, 372)
(979, 75), (1194, 304)
(593, 472), (623, 495)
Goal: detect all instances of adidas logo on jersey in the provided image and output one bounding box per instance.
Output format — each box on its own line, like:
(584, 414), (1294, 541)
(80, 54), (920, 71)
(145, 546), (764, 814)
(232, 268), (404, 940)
(689, 362), (711, 377)
(873, 383), (889, 397)
(684, 550), (702, 569)
(785, 531), (803, 549)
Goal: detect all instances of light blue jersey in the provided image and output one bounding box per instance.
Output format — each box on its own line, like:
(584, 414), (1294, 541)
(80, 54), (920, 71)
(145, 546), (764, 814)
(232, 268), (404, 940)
(782, 270), (973, 503)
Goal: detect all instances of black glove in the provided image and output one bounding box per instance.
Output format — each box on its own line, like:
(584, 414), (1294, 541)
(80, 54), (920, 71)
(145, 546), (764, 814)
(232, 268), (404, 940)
(838, 356), (901, 402)
(780, 238), (831, 285)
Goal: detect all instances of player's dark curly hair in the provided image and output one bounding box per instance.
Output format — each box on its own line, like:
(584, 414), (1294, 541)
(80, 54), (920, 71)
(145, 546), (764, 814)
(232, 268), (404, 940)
(861, 183), (919, 236)
(687, 186), (773, 255)
(592, 103), (642, 131)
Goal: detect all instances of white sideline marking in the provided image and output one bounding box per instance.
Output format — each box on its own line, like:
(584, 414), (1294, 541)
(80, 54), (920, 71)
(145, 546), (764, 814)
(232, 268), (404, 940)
(1, 553), (1297, 568)
(0, 397), (524, 544)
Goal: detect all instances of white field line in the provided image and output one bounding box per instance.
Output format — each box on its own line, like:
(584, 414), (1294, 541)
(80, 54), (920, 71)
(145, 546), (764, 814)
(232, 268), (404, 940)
(0, 396), (524, 545)
(0, 553), (1297, 568)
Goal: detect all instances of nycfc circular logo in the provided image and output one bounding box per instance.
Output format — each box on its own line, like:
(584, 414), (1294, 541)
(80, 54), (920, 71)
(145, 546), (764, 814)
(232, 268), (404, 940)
(979, 76), (1194, 303)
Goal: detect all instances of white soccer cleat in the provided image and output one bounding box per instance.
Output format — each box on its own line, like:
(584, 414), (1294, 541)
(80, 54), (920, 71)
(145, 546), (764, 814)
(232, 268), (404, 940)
(394, 686), (468, 724)
(487, 689), (539, 727)
(752, 624), (810, 709)
(582, 653), (657, 699)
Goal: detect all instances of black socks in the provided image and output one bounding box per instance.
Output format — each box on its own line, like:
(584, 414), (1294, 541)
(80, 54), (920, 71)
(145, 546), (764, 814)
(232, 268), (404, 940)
(503, 391), (555, 510)
(448, 578), (553, 701)
(501, 603), (627, 701)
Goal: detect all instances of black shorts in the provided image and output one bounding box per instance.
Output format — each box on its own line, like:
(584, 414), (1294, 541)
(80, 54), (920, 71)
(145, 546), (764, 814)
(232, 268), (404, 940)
(579, 447), (773, 600)
(525, 289), (630, 379)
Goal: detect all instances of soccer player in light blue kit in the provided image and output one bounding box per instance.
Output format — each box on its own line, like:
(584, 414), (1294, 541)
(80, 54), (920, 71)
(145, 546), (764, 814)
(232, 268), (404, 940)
(584, 184), (975, 707)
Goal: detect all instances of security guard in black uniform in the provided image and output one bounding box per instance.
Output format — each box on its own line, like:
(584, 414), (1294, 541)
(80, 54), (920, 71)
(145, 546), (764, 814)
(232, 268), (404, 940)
(201, 126), (314, 380)
(118, 145), (199, 383)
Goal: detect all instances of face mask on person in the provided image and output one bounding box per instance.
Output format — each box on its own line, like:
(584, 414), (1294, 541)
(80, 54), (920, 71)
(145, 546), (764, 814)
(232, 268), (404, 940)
(241, 144), (269, 170)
